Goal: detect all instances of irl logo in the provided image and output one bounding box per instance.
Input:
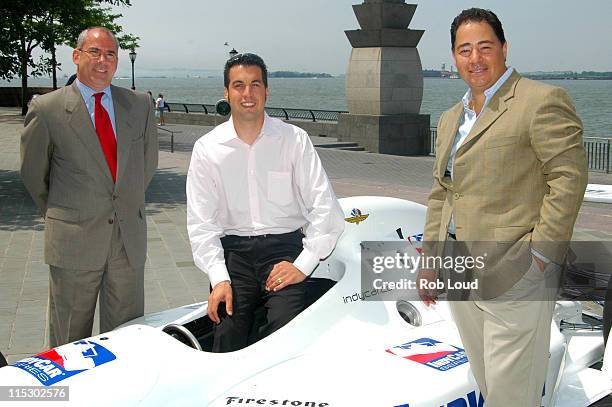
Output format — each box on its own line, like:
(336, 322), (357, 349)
(12, 340), (116, 386)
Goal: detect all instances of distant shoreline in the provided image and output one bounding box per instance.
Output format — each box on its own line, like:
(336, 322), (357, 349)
(5, 71), (612, 82)
(269, 71), (333, 79)
(524, 76), (612, 81)
(423, 69), (612, 81)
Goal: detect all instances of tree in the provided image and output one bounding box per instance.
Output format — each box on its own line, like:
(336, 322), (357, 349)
(40, 1), (85, 89)
(53, 0), (139, 88)
(0, 0), (138, 115)
(0, 0), (53, 115)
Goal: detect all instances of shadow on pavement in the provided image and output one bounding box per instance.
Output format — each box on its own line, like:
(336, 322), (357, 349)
(0, 166), (189, 230)
(145, 167), (187, 215)
(0, 169), (44, 231)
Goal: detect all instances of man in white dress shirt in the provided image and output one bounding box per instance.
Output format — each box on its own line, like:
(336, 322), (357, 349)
(186, 53), (344, 352)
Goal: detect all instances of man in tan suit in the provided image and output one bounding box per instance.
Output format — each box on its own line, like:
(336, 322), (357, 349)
(20, 27), (158, 347)
(420, 8), (587, 407)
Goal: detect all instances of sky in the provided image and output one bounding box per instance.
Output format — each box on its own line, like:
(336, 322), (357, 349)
(49, 0), (612, 77)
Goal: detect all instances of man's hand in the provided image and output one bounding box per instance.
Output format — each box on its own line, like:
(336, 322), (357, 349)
(417, 268), (438, 306)
(266, 261), (306, 292)
(207, 281), (233, 324)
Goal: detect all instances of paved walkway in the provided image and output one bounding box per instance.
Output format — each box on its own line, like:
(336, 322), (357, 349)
(1, 107), (611, 363)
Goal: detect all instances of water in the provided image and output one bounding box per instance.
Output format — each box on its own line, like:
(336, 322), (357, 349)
(4, 76), (611, 137)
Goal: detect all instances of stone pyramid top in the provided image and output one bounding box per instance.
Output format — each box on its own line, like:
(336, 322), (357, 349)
(354, 0), (417, 30)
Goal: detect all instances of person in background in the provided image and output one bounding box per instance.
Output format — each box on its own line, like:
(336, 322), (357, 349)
(155, 93), (165, 126)
(186, 53), (344, 352)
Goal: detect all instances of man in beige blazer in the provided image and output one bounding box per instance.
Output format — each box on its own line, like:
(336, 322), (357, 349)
(20, 27), (158, 347)
(420, 8), (587, 407)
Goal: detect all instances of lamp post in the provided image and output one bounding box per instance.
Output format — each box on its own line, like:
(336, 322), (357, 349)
(129, 49), (137, 90)
(229, 48), (238, 59)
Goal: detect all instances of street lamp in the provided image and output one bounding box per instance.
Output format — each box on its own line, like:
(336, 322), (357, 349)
(229, 48), (238, 59)
(129, 49), (137, 90)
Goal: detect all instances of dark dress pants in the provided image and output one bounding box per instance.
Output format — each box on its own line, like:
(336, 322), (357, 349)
(213, 230), (307, 352)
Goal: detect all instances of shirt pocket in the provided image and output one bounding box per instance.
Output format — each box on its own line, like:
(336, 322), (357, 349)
(267, 171), (293, 206)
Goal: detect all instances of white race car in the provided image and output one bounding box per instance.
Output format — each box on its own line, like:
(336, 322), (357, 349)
(1, 197), (610, 406)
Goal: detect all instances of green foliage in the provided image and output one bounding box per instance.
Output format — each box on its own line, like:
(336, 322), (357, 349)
(0, 0), (139, 107)
(0, 0), (51, 80)
(62, 0), (139, 50)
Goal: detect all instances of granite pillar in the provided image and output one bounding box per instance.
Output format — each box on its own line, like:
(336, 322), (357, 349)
(338, 0), (430, 155)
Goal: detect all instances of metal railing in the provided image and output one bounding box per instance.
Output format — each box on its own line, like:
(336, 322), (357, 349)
(165, 103), (216, 114)
(159, 107), (611, 172)
(584, 138), (611, 173)
(166, 102), (347, 123)
(157, 125), (182, 153)
(429, 127), (437, 157)
(429, 127), (611, 173)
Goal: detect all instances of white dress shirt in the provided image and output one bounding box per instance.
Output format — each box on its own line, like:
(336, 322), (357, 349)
(75, 78), (117, 137)
(186, 114), (345, 288)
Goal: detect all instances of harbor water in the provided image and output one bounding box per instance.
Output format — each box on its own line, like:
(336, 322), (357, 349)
(4, 76), (611, 138)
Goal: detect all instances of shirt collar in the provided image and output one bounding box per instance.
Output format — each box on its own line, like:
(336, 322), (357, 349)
(220, 112), (279, 144)
(462, 66), (514, 112)
(75, 78), (112, 101)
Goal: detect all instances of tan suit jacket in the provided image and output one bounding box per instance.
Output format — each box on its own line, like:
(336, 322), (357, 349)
(424, 71), (587, 298)
(20, 83), (158, 270)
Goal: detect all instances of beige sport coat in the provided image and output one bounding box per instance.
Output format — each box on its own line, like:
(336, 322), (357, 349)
(423, 71), (588, 297)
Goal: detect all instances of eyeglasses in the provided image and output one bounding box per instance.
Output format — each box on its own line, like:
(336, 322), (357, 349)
(79, 48), (117, 61)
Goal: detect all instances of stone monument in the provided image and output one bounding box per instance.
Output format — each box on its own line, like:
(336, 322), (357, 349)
(337, 0), (430, 155)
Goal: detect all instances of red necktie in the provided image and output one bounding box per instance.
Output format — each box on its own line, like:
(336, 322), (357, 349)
(94, 92), (117, 182)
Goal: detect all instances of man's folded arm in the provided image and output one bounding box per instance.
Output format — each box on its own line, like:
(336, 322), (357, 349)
(293, 131), (345, 275)
(186, 144), (229, 287)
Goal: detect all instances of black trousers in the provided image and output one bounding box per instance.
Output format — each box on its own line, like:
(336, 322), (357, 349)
(213, 230), (307, 352)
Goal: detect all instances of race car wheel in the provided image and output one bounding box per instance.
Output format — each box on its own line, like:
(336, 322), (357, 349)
(162, 324), (203, 351)
(0, 351), (7, 368)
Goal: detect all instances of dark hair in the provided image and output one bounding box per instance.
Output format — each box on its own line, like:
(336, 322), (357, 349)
(450, 8), (506, 49)
(223, 53), (268, 88)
